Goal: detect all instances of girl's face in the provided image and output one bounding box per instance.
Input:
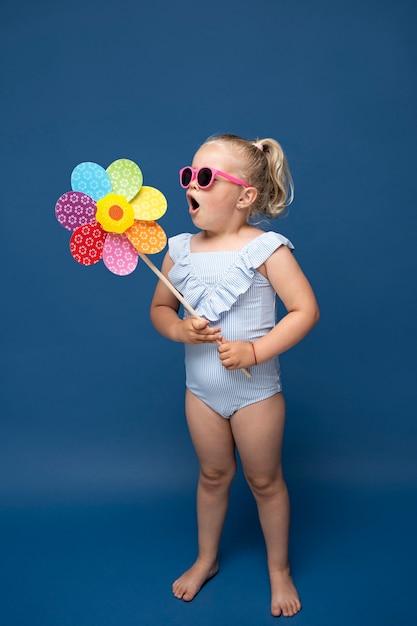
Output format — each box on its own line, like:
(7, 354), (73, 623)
(186, 142), (248, 234)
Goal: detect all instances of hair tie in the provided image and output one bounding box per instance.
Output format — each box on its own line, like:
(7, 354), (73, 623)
(253, 141), (264, 151)
(248, 341), (258, 366)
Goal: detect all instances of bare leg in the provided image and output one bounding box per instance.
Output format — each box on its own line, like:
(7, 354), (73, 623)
(231, 393), (301, 618)
(172, 390), (236, 602)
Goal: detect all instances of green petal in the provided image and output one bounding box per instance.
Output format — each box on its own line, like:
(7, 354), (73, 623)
(106, 159), (143, 201)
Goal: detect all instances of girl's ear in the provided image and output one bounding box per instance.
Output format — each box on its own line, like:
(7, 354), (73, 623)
(238, 187), (258, 209)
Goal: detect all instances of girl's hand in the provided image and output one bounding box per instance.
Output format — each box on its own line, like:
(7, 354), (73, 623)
(177, 317), (222, 344)
(217, 338), (256, 370)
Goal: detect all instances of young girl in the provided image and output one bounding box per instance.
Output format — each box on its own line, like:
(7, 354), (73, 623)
(150, 134), (319, 618)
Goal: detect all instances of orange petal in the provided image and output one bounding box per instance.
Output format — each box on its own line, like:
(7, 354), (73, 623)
(125, 220), (167, 254)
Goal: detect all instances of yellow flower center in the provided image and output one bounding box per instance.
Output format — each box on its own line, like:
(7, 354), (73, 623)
(95, 193), (134, 234)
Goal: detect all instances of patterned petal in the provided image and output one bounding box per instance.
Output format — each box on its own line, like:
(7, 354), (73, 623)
(102, 233), (138, 276)
(125, 220), (167, 254)
(55, 191), (96, 231)
(130, 186), (167, 221)
(106, 159), (143, 201)
(71, 162), (112, 201)
(69, 221), (106, 266)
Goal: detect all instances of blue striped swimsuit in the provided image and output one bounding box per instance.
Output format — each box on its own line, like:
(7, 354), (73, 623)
(168, 231), (294, 418)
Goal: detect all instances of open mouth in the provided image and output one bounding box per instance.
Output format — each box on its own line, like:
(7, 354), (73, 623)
(189, 196), (200, 212)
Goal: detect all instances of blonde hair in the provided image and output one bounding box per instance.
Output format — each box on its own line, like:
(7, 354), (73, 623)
(203, 134), (294, 218)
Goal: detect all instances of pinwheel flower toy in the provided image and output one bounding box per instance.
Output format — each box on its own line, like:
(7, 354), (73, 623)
(55, 158), (251, 377)
(55, 159), (168, 276)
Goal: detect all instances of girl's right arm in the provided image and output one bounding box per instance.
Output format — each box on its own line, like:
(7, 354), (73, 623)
(150, 252), (221, 344)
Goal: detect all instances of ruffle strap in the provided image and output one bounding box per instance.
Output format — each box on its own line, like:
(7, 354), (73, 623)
(168, 232), (294, 322)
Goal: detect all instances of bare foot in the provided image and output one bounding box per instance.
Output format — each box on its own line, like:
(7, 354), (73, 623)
(172, 558), (219, 602)
(269, 569), (302, 618)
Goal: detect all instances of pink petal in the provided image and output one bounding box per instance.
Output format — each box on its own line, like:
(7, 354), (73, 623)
(102, 233), (138, 276)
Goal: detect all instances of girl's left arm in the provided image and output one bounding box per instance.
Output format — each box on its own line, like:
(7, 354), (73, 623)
(254, 245), (320, 362)
(218, 246), (319, 369)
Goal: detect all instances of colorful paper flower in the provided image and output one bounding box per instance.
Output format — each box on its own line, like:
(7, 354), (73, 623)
(55, 159), (167, 276)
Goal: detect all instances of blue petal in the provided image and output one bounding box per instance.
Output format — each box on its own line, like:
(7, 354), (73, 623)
(71, 162), (112, 201)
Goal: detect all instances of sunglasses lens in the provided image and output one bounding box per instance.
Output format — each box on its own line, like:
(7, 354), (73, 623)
(197, 167), (213, 188)
(181, 168), (193, 187)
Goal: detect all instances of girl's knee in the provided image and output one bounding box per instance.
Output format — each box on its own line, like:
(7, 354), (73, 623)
(200, 464), (236, 491)
(245, 473), (286, 500)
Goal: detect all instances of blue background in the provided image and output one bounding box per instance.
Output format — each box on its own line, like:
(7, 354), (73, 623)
(1, 1), (416, 624)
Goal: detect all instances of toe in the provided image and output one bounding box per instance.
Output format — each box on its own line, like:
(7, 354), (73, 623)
(172, 582), (184, 599)
(182, 592), (194, 602)
(284, 600), (301, 617)
(271, 604), (282, 617)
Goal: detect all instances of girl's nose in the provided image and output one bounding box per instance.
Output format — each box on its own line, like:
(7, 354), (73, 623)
(189, 176), (199, 190)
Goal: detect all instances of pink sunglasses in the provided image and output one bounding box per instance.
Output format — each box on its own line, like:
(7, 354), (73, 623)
(179, 166), (249, 189)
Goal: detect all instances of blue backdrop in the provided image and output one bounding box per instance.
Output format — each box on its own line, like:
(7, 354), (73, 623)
(1, 1), (416, 625)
